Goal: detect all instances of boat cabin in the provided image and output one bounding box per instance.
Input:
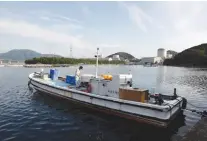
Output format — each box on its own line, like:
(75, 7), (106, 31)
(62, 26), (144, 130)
(79, 74), (149, 103)
(89, 74), (132, 98)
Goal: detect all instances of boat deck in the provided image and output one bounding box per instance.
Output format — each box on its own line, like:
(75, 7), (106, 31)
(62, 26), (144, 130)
(32, 75), (180, 108)
(29, 72), (184, 127)
(32, 76), (87, 91)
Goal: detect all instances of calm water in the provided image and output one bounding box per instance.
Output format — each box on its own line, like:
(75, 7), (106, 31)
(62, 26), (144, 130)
(0, 65), (207, 141)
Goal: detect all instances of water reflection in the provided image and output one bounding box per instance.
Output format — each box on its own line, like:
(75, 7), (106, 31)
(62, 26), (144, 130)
(32, 91), (186, 141)
(156, 66), (166, 85)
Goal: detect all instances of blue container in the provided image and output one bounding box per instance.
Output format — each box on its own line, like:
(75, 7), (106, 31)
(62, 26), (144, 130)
(66, 75), (76, 85)
(50, 69), (59, 80)
(50, 69), (55, 78)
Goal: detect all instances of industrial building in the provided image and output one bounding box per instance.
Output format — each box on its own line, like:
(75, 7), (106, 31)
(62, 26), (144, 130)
(166, 50), (177, 59)
(138, 48), (166, 65)
(166, 53), (173, 59)
(138, 57), (163, 65)
(157, 48), (166, 58)
(112, 55), (120, 60)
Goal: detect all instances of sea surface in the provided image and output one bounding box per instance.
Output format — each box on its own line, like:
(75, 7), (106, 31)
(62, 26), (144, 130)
(0, 65), (207, 141)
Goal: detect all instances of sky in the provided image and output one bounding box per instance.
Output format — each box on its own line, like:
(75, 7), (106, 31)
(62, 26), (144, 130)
(1, 1), (207, 58)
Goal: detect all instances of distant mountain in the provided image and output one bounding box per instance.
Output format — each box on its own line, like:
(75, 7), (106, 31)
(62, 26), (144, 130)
(163, 43), (207, 67)
(0, 49), (41, 60)
(0, 49), (62, 60)
(106, 52), (136, 60)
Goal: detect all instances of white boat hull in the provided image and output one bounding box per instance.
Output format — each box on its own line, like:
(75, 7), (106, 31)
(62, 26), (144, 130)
(29, 73), (183, 127)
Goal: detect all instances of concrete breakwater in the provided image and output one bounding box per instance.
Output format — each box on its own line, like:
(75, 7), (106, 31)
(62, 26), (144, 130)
(23, 64), (71, 68)
(181, 117), (207, 141)
(0, 64), (24, 67)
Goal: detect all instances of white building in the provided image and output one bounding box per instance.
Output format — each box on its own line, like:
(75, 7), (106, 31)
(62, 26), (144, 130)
(112, 55), (120, 60)
(108, 58), (113, 62)
(157, 48), (166, 58)
(138, 57), (163, 65)
(166, 53), (173, 59)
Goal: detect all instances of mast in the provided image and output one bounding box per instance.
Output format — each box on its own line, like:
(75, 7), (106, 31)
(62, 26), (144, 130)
(70, 45), (73, 58)
(95, 47), (99, 78)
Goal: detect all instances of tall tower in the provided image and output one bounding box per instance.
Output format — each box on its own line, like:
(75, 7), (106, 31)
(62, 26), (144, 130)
(70, 45), (73, 58)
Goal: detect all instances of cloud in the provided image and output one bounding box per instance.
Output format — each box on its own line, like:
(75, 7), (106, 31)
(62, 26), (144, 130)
(54, 14), (81, 23)
(164, 2), (204, 32)
(40, 16), (51, 21)
(119, 2), (153, 32)
(162, 30), (207, 52)
(2, 1), (207, 58)
(32, 10), (81, 23)
(0, 6), (96, 57)
(39, 16), (83, 33)
(50, 23), (83, 32)
(0, 19), (88, 49)
(156, 1), (207, 51)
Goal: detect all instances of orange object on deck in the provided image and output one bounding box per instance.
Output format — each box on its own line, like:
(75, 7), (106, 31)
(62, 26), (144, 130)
(101, 74), (112, 80)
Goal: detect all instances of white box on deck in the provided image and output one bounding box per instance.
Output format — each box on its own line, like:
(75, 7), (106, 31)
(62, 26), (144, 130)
(90, 78), (101, 94)
(97, 80), (110, 96)
(90, 74), (132, 98)
(81, 74), (95, 82)
(104, 75), (121, 98)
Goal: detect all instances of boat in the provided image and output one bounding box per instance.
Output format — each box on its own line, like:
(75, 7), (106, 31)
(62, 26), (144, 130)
(28, 48), (187, 128)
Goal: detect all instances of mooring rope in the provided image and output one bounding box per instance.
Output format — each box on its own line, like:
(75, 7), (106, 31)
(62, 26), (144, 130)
(183, 108), (207, 117)
(186, 101), (207, 109)
(181, 100), (207, 117)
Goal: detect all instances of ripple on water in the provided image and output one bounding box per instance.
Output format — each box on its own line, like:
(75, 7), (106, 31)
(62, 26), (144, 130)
(0, 66), (207, 141)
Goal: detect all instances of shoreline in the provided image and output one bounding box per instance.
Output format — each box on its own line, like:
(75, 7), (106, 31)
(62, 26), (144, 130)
(163, 64), (207, 69)
(23, 64), (127, 68)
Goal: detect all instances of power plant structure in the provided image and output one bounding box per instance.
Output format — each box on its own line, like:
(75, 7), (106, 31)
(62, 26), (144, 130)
(157, 48), (166, 58)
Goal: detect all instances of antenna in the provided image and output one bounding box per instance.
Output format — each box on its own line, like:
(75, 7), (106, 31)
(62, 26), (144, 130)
(95, 47), (99, 78)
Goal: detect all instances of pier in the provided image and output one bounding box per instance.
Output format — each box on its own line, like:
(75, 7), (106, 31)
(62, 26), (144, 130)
(181, 117), (207, 141)
(24, 64), (53, 68)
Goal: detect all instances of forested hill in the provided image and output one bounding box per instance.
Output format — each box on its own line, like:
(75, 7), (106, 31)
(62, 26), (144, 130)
(163, 43), (207, 67)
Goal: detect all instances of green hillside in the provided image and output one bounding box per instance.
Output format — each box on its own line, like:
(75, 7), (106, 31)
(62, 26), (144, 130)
(163, 43), (207, 67)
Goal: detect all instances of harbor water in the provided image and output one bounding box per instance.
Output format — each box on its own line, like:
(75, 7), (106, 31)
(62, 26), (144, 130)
(0, 65), (207, 141)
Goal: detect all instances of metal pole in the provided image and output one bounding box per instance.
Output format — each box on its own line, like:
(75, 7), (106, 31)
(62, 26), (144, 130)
(95, 48), (99, 78)
(174, 88), (176, 95)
